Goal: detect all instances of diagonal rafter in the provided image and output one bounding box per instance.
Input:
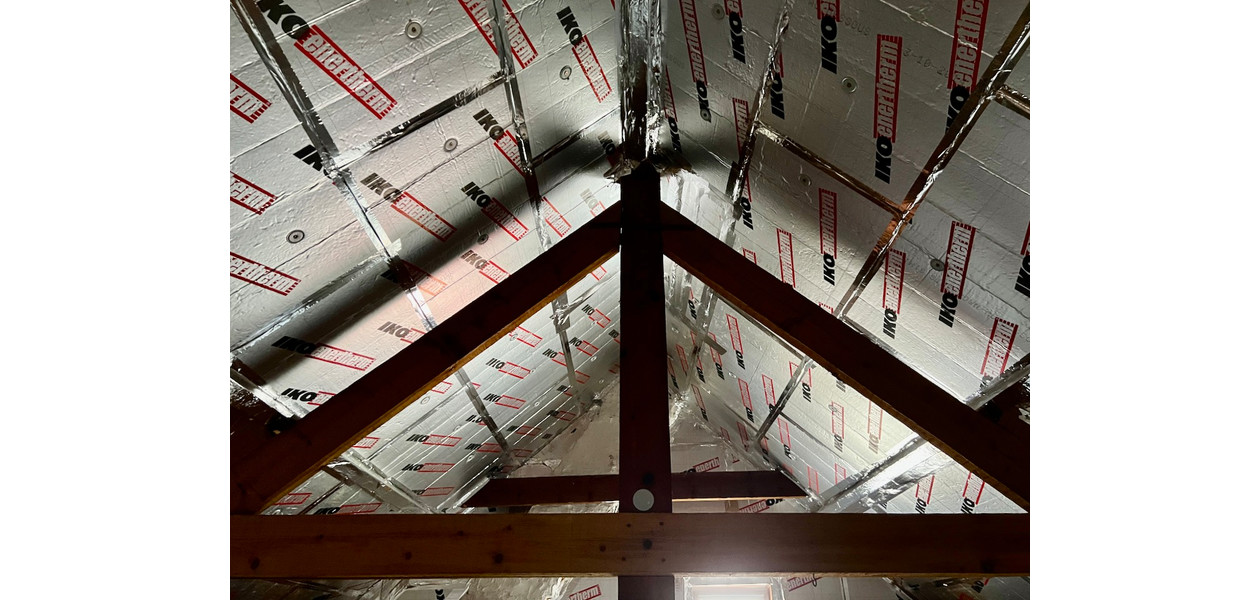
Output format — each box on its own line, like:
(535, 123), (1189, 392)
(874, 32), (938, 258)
(979, 375), (1030, 440)
(231, 204), (624, 514)
(230, 6), (1031, 584)
(658, 202), (1029, 508)
(229, 0), (1031, 586)
(815, 357), (1030, 513)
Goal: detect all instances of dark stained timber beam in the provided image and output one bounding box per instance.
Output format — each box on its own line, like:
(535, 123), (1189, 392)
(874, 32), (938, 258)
(659, 204), (1029, 509)
(231, 513), (1030, 578)
(671, 470), (802, 503)
(230, 204), (624, 514)
(464, 471), (804, 507)
(618, 163), (672, 514)
(620, 577), (674, 600)
(468, 474), (618, 507)
(229, 391), (290, 460)
(619, 0), (672, 592)
(979, 376), (1031, 443)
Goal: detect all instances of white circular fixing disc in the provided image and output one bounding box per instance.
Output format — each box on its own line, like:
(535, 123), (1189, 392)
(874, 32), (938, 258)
(631, 488), (655, 511)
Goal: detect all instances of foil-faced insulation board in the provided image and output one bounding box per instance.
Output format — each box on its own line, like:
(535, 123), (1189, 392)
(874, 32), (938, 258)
(232, 0), (633, 519)
(231, 0), (1029, 594)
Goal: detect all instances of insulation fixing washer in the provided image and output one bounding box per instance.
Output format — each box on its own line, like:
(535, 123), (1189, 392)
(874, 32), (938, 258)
(477, 233), (490, 245)
(930, 257), (946, 271)
(405, 20), (423, 39)
(287, 230), (305, 244)
(632, 488), (655, 511)
(798, 173), (811, 188)
(444, 138), (458, 152)
(841, 77), (858, 93)
(710, 4), (725, 19)
(560, 65), (573, 80)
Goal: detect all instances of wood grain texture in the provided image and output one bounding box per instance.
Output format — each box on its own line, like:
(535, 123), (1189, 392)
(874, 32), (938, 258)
(618, 164), (672, 513)
(231, 513), (1029, 578)
(659, 203), (1029, 509)
(231, 204), (623, 514)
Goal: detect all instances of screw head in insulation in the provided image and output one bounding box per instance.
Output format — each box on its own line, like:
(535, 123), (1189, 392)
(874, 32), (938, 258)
(560, 65), (573, 80)
(444, 138), (458, 152)
(405, 20), (423, 39)
(841, 77), (858, 93)
(287, 230), (305, 244)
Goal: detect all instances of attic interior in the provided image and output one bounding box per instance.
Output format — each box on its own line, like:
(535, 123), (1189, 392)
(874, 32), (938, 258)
(229, 0), (1031, 599)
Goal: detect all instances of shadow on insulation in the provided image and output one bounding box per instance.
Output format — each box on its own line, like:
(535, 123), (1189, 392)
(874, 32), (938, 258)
(229, 0), (1031, 595)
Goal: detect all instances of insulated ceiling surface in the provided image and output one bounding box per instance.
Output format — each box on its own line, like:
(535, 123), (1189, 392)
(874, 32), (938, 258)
(663, 253), (1024, 516)
(231, 0), (632, 523)
(648, 0), (1029, 517)
(232, 0), (1030, 588)
(656, 0), (1029, 400)
(259, 250), (622, 515)
(230, 578), (471, 600)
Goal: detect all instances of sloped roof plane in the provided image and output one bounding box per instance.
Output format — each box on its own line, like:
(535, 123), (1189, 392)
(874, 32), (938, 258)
(230, 0), (1030, 597)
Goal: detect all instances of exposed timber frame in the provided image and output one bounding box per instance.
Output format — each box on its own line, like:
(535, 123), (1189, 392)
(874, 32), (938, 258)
(464, 471), (805, 507)
(231, 205), (622, 514)
(659, 202), (1029, 509)
(230, 185), (1031, 579)
(231, 513), (1029, 578)
(230, 1), (1030, 582)
(615, 1), (676, 595)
